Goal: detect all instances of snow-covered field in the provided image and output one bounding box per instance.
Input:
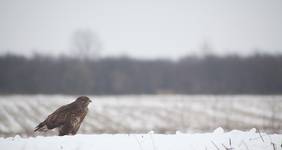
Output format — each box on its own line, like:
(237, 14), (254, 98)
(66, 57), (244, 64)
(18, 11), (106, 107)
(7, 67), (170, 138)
(0, 129), (281, 150)
(0, 95), (281, 137)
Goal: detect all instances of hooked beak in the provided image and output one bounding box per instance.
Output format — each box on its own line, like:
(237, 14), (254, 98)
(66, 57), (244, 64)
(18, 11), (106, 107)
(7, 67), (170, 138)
(89, 99), (92, 103)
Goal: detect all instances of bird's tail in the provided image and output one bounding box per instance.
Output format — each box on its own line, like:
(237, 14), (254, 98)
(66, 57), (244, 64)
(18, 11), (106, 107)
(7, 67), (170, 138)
(34, 121), (47, 132)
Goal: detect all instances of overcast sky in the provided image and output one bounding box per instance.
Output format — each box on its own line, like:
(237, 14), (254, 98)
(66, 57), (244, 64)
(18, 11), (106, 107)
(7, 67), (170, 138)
(0, 0), (281, 59)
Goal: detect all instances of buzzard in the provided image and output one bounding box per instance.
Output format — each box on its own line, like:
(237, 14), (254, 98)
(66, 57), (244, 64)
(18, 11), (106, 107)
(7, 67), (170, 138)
(34, 96), (92, 136)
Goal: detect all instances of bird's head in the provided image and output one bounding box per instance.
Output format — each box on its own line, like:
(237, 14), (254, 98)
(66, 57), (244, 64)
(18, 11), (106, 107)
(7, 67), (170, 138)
(75, 96), (92, 107)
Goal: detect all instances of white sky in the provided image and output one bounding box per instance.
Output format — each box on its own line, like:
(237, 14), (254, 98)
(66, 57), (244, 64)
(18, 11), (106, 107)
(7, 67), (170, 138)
(0, 0), (281, 59)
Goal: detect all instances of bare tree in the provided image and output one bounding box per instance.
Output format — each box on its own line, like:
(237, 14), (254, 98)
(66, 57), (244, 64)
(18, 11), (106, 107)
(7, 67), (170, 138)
(70, 29), (102, 60)
(199, 40), (214, 56)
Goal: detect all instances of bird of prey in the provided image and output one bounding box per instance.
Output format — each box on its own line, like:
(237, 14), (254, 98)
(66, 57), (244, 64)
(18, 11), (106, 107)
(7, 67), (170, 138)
(34, 96), (92, 136)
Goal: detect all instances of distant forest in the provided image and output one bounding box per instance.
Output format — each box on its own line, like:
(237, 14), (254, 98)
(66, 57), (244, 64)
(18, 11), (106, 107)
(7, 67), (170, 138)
(1, 53), (282, 94)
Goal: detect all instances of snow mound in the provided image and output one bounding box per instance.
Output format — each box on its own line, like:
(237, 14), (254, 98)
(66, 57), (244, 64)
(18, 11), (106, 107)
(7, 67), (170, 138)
(0, 130), (281, 150)
(213, 127), (224, 134)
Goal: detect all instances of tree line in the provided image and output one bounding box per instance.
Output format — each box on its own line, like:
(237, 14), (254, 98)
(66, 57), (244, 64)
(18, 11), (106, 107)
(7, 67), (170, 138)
(1, 53), (282, 94)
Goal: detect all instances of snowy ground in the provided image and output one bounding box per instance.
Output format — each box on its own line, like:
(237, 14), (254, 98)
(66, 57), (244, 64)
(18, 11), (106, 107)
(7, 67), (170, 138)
(0, 128), (281, 150)
(0, 95), (282, 137)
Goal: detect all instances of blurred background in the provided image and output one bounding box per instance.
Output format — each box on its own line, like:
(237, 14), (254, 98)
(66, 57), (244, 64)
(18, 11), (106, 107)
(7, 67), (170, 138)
(0, 0), (282, 137)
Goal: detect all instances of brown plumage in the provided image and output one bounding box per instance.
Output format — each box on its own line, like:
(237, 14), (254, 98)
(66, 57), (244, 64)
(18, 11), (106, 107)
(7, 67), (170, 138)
(34, 96), (92, 136)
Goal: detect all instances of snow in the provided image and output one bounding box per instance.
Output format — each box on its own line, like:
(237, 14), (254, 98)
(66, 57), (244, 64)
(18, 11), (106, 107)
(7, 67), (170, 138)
(0, 129), (281, 150)
(0, 95), (282, 137)
(0, 95), (281, 149)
